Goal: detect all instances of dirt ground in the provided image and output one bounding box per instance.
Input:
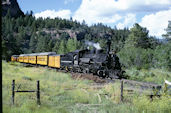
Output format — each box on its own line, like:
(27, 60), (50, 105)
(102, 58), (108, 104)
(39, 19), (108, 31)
(71, 72), (106, 83)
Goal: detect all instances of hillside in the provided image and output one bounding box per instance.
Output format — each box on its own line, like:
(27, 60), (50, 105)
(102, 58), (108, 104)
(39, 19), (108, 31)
(2, 14), (130, 59)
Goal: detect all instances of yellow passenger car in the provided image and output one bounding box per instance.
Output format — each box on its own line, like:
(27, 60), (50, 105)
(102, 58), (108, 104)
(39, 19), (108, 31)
(18, 54), (25, 62)
(11, 55), (19, 62)
(28, 54), (37, 64)
(36, 52), (56, 66)
(23, 55), (29, 63)
(48, 55), (60, 68)
(48, 55), (55, 67)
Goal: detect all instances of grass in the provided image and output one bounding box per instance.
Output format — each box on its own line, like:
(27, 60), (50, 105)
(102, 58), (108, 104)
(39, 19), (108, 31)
(2, 61), (171, 113)
(133, 95), (171, 113)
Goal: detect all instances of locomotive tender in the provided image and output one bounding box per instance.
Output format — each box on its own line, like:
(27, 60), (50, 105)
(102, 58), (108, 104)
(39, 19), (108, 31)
(11, 41), (124, 79)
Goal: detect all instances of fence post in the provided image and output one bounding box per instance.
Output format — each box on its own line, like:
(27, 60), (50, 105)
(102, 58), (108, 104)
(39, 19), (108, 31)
(37, 80), (40, 105)
(163, 83), (168, 94)
(12, 80), (15, 105)
(120, 80), (123, 102)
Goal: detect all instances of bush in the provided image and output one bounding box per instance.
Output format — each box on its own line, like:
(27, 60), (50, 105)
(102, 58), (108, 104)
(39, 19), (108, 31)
(118, 47), (153, 69)
(125, 68), (171, 84)
(152, 43), (171, 70)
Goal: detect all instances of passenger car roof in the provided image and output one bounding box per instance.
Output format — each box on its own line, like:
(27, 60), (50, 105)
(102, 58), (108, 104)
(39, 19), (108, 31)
(19, 52), (56, 56)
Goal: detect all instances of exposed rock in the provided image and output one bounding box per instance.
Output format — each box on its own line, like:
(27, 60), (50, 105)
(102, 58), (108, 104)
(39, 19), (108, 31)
(2, 0), (24, 17)
(37, 28), (78, 39)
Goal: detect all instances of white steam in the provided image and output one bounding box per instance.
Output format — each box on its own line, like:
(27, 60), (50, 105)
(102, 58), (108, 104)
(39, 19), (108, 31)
(85, 41), (101, 50)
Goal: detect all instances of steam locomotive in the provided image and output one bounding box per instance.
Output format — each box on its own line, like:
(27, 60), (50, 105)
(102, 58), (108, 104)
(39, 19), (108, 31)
(11, 40), (124, 79)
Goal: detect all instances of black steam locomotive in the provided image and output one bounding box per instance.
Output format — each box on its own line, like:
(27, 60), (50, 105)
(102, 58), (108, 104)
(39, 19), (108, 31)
(60, 40), (124, 79)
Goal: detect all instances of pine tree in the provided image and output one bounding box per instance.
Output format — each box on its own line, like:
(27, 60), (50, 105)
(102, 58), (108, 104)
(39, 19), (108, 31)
(125, 23), (150, 49)
(52, 40), (60, 53)
(66, 38), (77, 52)
(58, 40), (66, 54)
(2, 33), (19, 61)
(162, 21), (171, 41)
(36, 35), (50, 52)
(29, 33), (37, 53)
(47, 39), (54, 51)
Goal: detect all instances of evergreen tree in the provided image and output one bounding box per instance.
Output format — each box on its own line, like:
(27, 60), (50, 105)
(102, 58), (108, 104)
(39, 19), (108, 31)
(60, 32), (70, 40)
(47, 39), (54, 51)
(66, 38), (77, 52)
(2, 33), (20, 61)
(153, 43), (171, 69)
(162, 21), (171, 41)
(58, 40), (66, 54)
(58, 21), (63, 29)
(29, 33), (37, 53)
(52, 40), (60, 53)
(36, 35), (50, 52)
(125, 23), (150, 49)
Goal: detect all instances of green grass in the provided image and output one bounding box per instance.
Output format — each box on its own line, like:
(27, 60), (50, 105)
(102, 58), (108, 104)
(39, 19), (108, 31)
(2, 61), (171, 113)
(133, 95), (171, 113)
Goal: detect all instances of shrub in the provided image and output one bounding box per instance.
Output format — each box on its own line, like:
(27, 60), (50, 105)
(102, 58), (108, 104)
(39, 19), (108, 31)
(118, 47), (153, 70)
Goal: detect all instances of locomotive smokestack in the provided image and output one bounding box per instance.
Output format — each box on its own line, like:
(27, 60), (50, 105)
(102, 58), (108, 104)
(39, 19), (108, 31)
(107, 40), (111, 54)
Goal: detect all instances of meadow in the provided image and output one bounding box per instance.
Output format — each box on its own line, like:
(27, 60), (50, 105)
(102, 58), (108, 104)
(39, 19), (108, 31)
(2, 61), (171, 113)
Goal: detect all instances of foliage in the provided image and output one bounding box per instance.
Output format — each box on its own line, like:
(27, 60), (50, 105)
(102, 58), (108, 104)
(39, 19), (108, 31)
(125, 68), (171, 84)
(118, 23), (170, 70)
(29, 35), (37, 53)
(118, 47), (154, 69)
(2, 15), (130, 60)
(124, 23), (151, 49)
(66, 38), (78, 52)
(58, 39), (67, 54)
(162, 21), (171, 41)
(153, 42), (171, 70)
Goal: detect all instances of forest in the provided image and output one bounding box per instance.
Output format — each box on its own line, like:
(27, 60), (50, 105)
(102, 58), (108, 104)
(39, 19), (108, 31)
(2, 11), (171, 71)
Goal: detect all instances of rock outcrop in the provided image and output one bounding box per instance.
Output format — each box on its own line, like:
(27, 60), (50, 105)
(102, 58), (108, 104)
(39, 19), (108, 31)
(2, 0), (24, 17)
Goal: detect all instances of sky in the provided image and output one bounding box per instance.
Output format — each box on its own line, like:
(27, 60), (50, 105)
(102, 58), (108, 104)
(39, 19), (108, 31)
(18, 0), (171, 38)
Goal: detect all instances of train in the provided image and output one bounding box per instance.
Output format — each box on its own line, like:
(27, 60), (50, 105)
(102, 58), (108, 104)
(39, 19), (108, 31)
(11, 41), (125, 79)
